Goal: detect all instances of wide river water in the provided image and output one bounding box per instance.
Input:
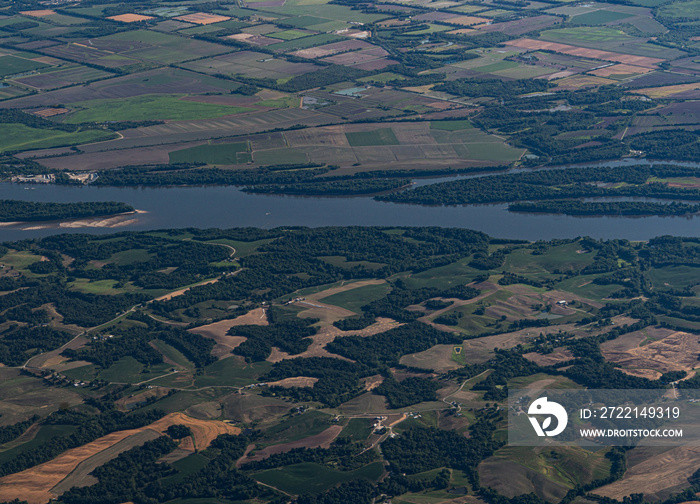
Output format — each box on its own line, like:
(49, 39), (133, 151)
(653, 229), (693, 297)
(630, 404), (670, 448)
(2, 159), (700, 241)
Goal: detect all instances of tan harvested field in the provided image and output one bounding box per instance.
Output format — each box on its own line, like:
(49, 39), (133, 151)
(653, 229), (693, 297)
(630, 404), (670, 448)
(461, 323), (588, 364)
(0, 429), (146, 504)
(225, 33), (278, 46)
(363, 374), (385, 391)
(284, 125), (349, 147)
(594, 446), (700, 500)
(190, 307), (268, 359)
(400, 344), (462, 373)
(266, 376), (319, 388)
(242, 425), (343, 464)
(163, 412), (240, 452)
(621, 368), (663, 380)
(174, 12), (230, 24)
(107, 13), (155, 22)
(445, 15), (490, 26)
(392, 123), (438, 145)
(523, 348), (574, 366)
(27, 335), (86, 369)
(50, 429), (162, 495)
(33, 108), (69, 117)
(601, 329), (700, 374)
(20, 9), (56, 16)
(0, 412), (240, 504)
(505, 38), (664, 68)
(154, 277), (220, 301)
(36, 144), (199, 171)
(293, 299), (356, 324)
(267, 317), (401, 363)
(448, 28), (477, 35)
(632, 82), (700, 99)
(590, 64), (652, 77)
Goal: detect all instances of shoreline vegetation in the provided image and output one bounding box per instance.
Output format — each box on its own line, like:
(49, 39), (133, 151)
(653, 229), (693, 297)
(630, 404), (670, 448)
(508, 200), (700, 216)
(0, 200), (135, 223)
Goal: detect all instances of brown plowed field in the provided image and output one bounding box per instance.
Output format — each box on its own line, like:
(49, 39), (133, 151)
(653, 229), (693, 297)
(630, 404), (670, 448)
(241, 425), (343, 464)
(505, 38), (664, 68)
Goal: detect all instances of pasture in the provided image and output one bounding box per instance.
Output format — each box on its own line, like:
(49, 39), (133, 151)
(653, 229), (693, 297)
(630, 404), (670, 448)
(571, 10), (633, 25)
(479, 445), (612, 501)
(253, 461), (384, 495)
(0, 55), (50, 77)
(0, 124), (114, 153)
(346, 128), (399, 146)
(193, 357), (272, 387)
(64, 94), (254, 123)
(317, 281), (390, 313)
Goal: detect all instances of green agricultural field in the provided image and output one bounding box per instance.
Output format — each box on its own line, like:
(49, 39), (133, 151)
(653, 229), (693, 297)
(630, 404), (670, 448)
(194, 358), (271, 387)
(0, 55), (50, 77)
(503, 242), (595, 276)
(554, 274), (622, 301)
(151, 340), (195, 370)
(97, 356), (172, 383)
(0, 124), (115, 153)
(338, 417), (374, 441)
(647, 265), (700, 290)
(253, 461), (384, 495)
(256, 95), (301, 108)
(402, 24), (452, 35)
(160, 453), (210, 485)
(571, 10), (633, 25)
(403, 257), (481, 290)
(474, 60), (519, 73)
(268, 29), (311, 40)
(204, 238), (274, 257)
(318, 282), (390, 313)
(431, 120), (473, 131)
(65, 94), (254, 123)
(346, 128), (399, 147)
(539, 26), (635, 46)
(0, 250), (45, 271)
(169, 141), (251, 164)
(107, 248), (153, 265)
(68, 279), (130, 295)
(262, 410), (332, 443)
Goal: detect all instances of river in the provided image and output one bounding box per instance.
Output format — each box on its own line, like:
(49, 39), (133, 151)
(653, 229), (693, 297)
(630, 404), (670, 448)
(1, 159), (699, 241)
